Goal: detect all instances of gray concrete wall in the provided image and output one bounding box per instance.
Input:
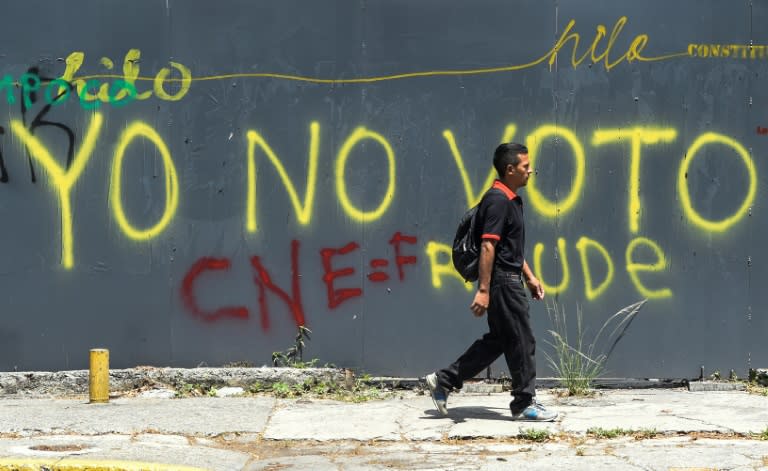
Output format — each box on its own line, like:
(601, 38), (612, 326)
(0, 0), (764, 378)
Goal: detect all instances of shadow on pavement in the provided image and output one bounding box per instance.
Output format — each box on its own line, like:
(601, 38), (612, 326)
(421, 406), (511, 423)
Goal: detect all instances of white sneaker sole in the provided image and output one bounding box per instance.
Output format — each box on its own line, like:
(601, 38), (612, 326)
(425, 374), (448, 416)
(511, 413), (558, 422)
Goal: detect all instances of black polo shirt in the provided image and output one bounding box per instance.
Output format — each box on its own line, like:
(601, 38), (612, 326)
(476, 180), (525, 273)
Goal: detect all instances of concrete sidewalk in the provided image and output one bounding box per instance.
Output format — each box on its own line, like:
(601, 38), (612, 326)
(1, 388), (768, 470)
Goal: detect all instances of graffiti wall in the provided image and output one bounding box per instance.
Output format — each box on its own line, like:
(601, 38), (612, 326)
(0, 0), (765, 378)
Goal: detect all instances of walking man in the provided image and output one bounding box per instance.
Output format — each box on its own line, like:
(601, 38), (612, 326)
(426, 142), (557, 421)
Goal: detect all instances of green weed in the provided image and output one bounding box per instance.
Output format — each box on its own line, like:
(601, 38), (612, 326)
(174, 382), (217, 398)
(272, 326), (314, 367)
(544, 300), (646, 396)
(518, 428), (550, 442)
(746, 382), (768, 397)
(634, 428), (659, 439)
(271, 381), (294, 398)
(587, 427), (631, 439)
(246, 373), (389, 402)
(221, 361), (255, 368)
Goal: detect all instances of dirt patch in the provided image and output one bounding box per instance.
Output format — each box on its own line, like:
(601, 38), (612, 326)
(29, 443), (89, 452)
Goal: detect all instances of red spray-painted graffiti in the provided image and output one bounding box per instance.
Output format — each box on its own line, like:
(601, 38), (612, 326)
(181, 257), (249, 322)
(180, 232), (418, 330)
(250, 240), (305, 330)
(320, 241), (362, 310)
(321, 232), (418, 309)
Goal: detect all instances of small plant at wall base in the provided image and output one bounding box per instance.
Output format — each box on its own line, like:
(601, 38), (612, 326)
(272, 325), (316, 368)
(544, 299), (647, 396)
(246, 375), (391, 402)
(174, 382), (219, 398)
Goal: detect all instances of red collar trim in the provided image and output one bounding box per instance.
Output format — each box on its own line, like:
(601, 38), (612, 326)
(493, 180), (517, 200)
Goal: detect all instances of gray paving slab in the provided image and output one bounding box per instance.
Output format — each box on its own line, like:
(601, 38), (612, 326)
(440, 393), (552, 439)
(0, 396), (275, 437)
(555, 389), (768, 435)
(3, 433), (768, 470)
(242, 454), (339, 471)
(0, 433), (251, 470)
(611, 437), (768, 470)
(263, 398), (404, 441)
(383, 396), (448, 441)
(0, 388), (767, 470)
(4, 389), (768, 441)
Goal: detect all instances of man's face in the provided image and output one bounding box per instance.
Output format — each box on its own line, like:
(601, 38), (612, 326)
(509, 153), (532, 187)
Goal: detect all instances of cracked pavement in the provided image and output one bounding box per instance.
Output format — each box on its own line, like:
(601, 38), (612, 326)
(1, 388), (768, 470)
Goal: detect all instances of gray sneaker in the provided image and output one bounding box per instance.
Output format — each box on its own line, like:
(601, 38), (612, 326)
(425, 373), (449, 416)
(511, 401), (558, 422)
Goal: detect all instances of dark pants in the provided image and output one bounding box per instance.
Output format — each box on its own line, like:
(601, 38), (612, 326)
(436, 270), (536, 414)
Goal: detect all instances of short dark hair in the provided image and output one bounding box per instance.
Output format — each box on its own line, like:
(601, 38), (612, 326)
(493, 142), (528, 177)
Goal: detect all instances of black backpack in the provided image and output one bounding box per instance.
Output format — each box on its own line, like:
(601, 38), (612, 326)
(452, 204), (480, 282)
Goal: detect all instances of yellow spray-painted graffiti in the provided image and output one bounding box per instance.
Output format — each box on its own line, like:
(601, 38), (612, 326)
(533, 238), (570, 295)
(10, 113), (102, 269)
(120, 49), (154, 101)
(677, 132), (756, 233)
(240, 121), (753, 291)
(52, 16), (683, 100)
(625, 237), (672, 299)
(5, 117), (756, 292)
(246, 124), (396, 230)
(11, 113), (179, 268)
(59, 49), (192, 106)
(152, 62), (192, 101)
(530, 236), (617, 301)
(110, 122), (180, 240)
(592, 127), (677, 234)
(9, 17), (741, 113)
(525, 125), (586, 218)
(335, 127), (397, 223)
(430, 234), (667, 300)
(426, 125), (750, 301)
(575, 236), (615, 301)
(547, 16), (659, 71)
(442, 125), (518, 209)
(425, 241), (474, 293)
(246, 122), (320, 232)
(437, 123), (753, 235)
(687, 43), (768, 59)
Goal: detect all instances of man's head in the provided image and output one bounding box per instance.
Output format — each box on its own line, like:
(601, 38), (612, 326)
(493, 142), (532, 190)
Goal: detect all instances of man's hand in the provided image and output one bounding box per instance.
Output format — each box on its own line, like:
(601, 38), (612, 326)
(526, 276), (545, 300)
(470, 289), (490, 317)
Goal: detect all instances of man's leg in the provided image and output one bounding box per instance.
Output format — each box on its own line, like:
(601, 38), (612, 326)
(490, 279), (536, 413)
(435, 329), (504, 391)
(427, 330), (503, 415)
(499, 285), (557, 421)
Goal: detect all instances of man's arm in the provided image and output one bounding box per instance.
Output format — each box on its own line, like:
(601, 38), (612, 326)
(470, 239), (496, 317)
(522, 260), (545, 300)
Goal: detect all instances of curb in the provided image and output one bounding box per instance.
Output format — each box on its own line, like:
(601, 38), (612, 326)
(0, 367), (345, 396)
(0, 368), (691, 397)
(363, 376), (687, 390)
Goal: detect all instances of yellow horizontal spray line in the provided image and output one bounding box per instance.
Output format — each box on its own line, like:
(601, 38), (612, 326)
(73, 60), (550, 84)
(72, 53), (686, 85)
(56, 16), (686, 86)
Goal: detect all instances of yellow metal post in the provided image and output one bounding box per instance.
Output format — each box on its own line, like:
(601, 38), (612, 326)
(89, 348), (109, 403)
